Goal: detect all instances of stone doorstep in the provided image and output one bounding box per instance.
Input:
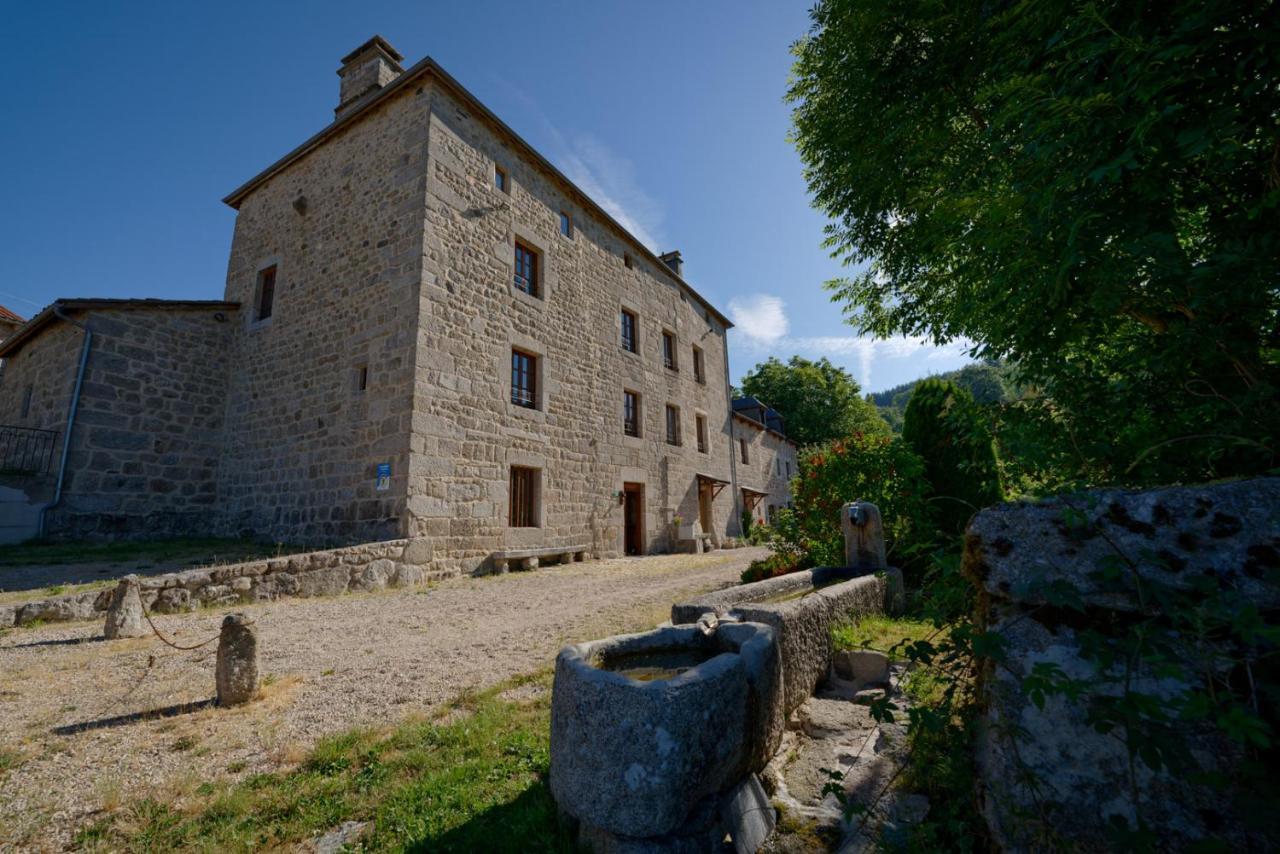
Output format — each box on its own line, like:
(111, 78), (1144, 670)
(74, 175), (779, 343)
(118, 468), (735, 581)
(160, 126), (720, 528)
(0, 537), (446, 628)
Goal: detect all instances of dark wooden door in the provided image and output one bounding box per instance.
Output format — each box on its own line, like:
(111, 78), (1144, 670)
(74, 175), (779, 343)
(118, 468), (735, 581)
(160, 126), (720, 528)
(623, 483), (644, 555)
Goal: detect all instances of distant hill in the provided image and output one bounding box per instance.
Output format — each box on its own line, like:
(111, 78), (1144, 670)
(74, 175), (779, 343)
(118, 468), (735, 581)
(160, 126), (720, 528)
(869, 362), (1014, 431)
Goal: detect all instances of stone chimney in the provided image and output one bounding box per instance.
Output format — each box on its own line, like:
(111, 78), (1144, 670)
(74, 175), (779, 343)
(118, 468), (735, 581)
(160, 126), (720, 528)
(335, 36), (405, 120)
(659, 250), (683, 277)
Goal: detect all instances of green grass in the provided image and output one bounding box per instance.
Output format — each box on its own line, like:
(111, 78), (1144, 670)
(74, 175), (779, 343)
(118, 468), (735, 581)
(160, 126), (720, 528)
(74, 674), (577, 853)
(0, 538), (304, 569)
(830, 615), (936, 660)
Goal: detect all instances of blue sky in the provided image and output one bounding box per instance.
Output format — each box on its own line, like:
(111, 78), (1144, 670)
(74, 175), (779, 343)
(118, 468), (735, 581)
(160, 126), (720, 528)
(0, 0), (970, 393)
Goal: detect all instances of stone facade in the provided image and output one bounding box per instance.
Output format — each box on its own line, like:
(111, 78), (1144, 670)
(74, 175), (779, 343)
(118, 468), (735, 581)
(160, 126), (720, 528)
(0, 37), (793, 571)
(732, 412), (798, 526)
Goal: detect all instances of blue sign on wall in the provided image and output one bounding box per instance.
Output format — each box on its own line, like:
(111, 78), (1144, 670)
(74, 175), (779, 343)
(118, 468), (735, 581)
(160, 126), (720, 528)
(376, 462), (391, 491)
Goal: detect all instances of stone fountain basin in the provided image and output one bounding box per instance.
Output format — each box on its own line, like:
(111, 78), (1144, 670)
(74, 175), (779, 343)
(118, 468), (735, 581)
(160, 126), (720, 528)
(672, 568), (902, 718)
(550, 621), (783, 839)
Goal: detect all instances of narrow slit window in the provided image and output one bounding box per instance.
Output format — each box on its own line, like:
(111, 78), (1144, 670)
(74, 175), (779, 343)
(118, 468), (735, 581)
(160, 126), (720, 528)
(355, 364), (368, 393)
(559, 211), (573, 238)
(696, 414), (708, 453)
(20, 385), (33, 418)
(624, 390), (640, 437)
(621, 309), (638, 353)
(256, 265), (277, 321)
(513, 241), (539, 296)
(662, 331), (677, 371)
(739, 438), (750, 465)
(511, 349), (538, 409)
(692, 346), (705, 384)
(495, 165), (508, 192)
(665, 405), (681, 446)
(509, 466), (539, 528)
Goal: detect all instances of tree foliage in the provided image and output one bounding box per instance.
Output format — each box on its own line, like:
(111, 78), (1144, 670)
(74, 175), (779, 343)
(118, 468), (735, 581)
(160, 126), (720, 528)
(789, 0), (1280, 484)
(902, 379), (1004, 534)
(739, 355), (889, 446)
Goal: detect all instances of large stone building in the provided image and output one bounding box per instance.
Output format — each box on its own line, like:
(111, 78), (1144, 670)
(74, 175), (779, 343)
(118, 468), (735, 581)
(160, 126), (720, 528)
(0, 37), (795, 571)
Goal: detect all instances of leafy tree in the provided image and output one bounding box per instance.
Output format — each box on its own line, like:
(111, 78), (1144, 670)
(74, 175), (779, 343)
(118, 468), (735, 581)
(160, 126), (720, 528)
(739, 356), (889, 446)
(789, 0), (1280, 484)
(902, 379), (1004, 535)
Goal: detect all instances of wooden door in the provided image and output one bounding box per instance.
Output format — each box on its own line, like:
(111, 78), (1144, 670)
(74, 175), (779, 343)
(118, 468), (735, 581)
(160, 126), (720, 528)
(623, 483), (644, 556)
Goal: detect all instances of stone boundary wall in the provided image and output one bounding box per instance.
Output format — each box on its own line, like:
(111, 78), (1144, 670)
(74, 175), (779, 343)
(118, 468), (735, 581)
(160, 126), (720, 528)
(0, 537), (447, 628)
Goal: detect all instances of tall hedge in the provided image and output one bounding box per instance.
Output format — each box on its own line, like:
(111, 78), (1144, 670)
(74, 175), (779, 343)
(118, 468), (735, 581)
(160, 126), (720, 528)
(902, 379), (1003, 536)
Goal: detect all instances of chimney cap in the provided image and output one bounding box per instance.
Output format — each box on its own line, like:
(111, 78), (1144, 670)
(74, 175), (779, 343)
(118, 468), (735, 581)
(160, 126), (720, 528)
(339, 35), (404, 68)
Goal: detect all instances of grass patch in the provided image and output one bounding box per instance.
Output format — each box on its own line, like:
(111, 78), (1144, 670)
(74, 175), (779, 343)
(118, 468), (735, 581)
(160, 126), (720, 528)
(830, 615), (935, 659)
(0, 537), (305, 569)
(0, 747), (24, 775)
(74, 673), (577, 853)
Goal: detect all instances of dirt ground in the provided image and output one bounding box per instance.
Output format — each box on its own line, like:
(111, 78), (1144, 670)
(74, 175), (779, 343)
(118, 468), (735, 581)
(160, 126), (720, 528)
(0, 547), (766, 851)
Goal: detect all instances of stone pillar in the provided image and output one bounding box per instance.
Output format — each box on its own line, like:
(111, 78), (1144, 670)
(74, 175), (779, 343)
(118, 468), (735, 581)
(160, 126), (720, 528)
(103, 575), (146, 639)
(215, 613), (259, 707)
(841, 501), (887, 572)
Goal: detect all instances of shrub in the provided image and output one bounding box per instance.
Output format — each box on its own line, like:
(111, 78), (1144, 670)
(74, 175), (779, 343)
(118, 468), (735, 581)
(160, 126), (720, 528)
(781, 433), (933, 571)
(902, 379), (1003, 536)
(741, 550), (811, 584)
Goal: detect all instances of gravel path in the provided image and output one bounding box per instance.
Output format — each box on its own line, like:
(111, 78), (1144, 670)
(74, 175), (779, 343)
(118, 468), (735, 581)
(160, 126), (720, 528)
(0, 547), (766, 850)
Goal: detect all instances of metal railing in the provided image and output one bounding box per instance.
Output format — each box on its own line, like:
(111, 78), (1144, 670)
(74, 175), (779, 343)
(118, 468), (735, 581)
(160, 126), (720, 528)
(0, 424), (59, 476)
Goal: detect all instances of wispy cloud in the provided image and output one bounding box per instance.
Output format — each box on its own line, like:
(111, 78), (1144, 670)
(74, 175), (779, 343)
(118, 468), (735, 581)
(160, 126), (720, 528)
(729, 292), (971, 389)
(728, 294), (789, 345)
(490, 77), (666, 251)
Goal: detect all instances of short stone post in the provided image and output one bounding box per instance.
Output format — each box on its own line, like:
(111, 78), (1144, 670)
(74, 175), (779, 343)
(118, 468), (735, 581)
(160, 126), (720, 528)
(103, 575), (146, 639)
(841, 501), (887, 572)
(215, 613), (259, 707)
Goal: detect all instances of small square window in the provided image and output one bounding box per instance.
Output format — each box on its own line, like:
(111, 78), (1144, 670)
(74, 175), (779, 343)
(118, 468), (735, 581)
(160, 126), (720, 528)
(692, 346), (705, 384)
(624, 390), (641, 437)
(621, 309), (638, 353)
(495, 165), (509, 192)
(511, 349), (538, 409)
(662, 331), (677, 371)
(624, 253), (634, 269)
(665, 404), (682, 446)
(559, 211), (573, 238)
(255, 265), (277, 322)
(509, 465), (540, 528)
(514, 241), (539, 297)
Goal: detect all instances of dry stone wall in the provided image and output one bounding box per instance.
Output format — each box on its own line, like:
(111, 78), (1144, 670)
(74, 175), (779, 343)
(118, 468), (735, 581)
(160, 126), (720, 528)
(0, 537), (448, 628)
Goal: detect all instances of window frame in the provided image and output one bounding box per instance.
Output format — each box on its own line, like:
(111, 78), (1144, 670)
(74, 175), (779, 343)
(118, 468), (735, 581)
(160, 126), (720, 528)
(513, 240), (540, 297)
(662, 330), (678, 372)
(254, 264), (277, 323)
(559, 210), (573, 238)
(620, 308), (638, 354)
(510, 348), (538, 409)
(696, 413), (708, 454)
(494, 164), (509, 193)
(623, 389), (641, 437)
(508, 465), (541, 528)
(692, 345), (705, 384)
(665, 404), (682, 447)
(739, 437), (750, 465)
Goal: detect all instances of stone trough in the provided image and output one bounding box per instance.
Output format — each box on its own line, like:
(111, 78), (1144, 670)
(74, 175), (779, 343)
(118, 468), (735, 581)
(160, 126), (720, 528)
(551, 621), (783, 846)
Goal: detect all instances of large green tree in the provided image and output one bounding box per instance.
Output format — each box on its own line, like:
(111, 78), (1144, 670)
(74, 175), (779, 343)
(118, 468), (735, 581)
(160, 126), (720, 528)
(739, 355), (889, 446)
(789, 1), (1280, 484)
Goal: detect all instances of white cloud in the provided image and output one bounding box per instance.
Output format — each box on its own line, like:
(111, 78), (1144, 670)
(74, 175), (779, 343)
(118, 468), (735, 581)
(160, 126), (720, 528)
(728, 294), (789, 345)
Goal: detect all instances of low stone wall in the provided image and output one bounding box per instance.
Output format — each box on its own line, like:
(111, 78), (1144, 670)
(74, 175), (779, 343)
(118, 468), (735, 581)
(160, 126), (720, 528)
(0, 538), (450, 628)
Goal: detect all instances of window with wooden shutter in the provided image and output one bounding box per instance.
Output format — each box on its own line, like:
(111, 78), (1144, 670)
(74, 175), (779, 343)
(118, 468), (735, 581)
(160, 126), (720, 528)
(509, 466), (539, 528)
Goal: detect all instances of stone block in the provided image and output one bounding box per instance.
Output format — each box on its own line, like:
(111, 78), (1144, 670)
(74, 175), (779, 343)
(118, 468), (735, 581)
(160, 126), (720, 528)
(294, 565), (351, 598)
(841, 501), (887, 572)
(153, 587), (192, 613)
(352, 558), (396, 592)
(401, 538), (433, 565)
(720, 774), (775, 854)
(391, 563), (426, 588)
(104, 575), (146, 639)
(215, 613), (259, 707)
(832, 650), (890, 688)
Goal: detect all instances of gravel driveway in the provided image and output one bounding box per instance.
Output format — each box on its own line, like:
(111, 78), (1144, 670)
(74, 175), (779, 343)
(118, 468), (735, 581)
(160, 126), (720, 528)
(0, 547), (766, 850)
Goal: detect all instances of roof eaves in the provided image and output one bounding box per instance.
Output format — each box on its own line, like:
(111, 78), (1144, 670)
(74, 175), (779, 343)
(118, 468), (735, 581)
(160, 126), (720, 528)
(0, 299), (240, 358)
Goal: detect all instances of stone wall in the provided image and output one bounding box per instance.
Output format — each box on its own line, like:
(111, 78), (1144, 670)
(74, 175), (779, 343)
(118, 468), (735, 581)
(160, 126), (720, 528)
(732, 414), (797, 524)
(0, 537), (448, 628)
(0, 305), (237, 539)
(409, 82), (740, 571)
(218, 83), (430, 546)
(965, 477), (1279, 851)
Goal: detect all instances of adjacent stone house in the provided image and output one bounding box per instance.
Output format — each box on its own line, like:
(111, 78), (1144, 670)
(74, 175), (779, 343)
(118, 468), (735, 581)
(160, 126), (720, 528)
(0, 37), (795, 571)
(731, 397), (798, 526)
(0, 305), (23, 343)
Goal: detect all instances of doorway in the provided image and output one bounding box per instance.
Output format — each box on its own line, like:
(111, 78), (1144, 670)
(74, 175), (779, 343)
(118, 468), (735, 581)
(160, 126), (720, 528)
(698, 482), (714, 537)
(623, 482), (645, 556)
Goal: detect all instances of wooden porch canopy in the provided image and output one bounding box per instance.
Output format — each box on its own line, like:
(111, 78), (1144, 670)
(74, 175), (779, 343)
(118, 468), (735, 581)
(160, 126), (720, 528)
(696, 473), (731, 499)
(740, 486), (768, 511)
